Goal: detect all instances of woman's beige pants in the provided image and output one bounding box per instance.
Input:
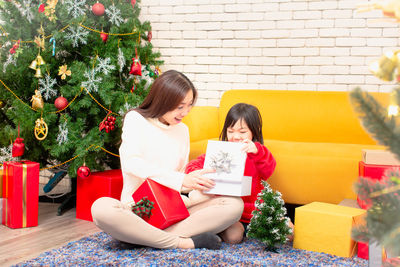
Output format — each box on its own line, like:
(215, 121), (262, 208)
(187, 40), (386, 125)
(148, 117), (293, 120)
(91, 192), (244, 249)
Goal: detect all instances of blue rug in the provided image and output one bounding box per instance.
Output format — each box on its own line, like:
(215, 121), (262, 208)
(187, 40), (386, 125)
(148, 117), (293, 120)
(14, 232), (367, 266)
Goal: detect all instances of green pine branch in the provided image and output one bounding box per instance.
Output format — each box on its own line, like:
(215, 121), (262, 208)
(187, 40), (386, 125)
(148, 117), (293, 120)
(350, 87), (400, 159)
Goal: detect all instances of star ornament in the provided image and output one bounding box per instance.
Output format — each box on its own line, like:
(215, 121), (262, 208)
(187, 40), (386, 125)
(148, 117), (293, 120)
(58, 64), (71, 80)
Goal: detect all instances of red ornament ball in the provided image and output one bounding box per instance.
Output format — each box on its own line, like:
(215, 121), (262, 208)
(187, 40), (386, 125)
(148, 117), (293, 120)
(92, 2), (105, 16)
(100, 32), (108, 43)
(77, 165), (91, 179)
(54, 96), (68, 110)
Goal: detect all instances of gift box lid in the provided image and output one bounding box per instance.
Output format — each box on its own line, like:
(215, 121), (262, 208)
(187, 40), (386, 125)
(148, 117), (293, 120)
(297, 202), (365, 217)
(88, 169), (122, 179)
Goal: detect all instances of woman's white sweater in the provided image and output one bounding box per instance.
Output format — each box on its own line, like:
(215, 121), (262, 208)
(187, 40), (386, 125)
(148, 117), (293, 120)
(119, 110), (189, 204)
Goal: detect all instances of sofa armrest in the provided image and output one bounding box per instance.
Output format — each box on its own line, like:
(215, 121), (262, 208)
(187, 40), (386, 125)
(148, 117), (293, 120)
(183, 106), (220, 142)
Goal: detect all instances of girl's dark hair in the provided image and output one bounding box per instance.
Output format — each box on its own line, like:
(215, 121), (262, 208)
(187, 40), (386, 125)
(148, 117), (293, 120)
(134, 70), (197, 118)
(220, 103), (264, 144)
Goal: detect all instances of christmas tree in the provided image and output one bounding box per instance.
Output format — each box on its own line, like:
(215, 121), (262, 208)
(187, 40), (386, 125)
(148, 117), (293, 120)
(350, 2), (400, 266)
(247, 180), (293, 251)
(0, 0), (162, 177)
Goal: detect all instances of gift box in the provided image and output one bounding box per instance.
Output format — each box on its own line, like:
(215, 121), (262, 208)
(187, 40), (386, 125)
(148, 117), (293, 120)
(76, 169), (123, 221)
(132, 179), (189, 229)
(204, 176), (252, 196)
(2, 161), (40, 229)
(293, 202), (366, 258)
(357, 161), (399, 259)
(202, 140), (251, 196)
(358, 161), (397, 209)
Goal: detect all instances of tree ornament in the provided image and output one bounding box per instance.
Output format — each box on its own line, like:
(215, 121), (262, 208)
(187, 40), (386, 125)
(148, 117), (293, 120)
(77, 163), (91, 179)
(54, 96), (68, 110)
(31, 89), (44, 110)
(99, 111), (117, 133)
(58, 64), (71, 80)
(117, 47), (125, 72)
(29, 53), (46, 78)
(129, 58), (142, 75)
(96, 57), (115, 75)
(49, 37), (56, 56)
(56, 120), (68, 145)
(34, 68), (43, 78)
(44, 0), (57, 21)
(65, 26), (89, 47)
(105, 4), (124, 26)
(130, 0), (136, 9)
(130, 83), (136, 93)
(369, 51), (398, 82)
(81, 69), (102, 93)
(100, 32), (108, 43)
(9, 40), (20, 54)
(12, 125), (25, 157)
(147, 31), (152, 42)
(39, 74), (58, 100)
(38, 3), (45, 13)
(140, 65), (153, 90)
(34, 117), (48, 141)
(0, 99), (5, 108)
(34, 36), (45, 50)
(92, 2), (105, 16)
(155, 66), (162, 77)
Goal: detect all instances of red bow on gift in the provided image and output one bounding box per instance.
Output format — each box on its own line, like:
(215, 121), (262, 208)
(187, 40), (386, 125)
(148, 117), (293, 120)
(131, 197), (154, 218)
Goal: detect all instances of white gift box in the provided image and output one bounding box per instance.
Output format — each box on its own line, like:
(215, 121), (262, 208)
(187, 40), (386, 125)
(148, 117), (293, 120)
(202, 140), (251, 196)
(204, 176), (252, 196)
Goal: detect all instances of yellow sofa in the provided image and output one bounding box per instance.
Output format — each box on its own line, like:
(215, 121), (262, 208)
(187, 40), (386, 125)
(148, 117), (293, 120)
(182, 89), (389, 205)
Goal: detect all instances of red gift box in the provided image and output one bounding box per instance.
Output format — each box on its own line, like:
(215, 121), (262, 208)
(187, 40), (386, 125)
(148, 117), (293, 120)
(357, 161), (397, 209)
(357, 161), (399, 259)
(76, 169), (123, 221)
(358, 242), (368, 259)
(132, 179), (189, 229)
(2, 161), (40, 229)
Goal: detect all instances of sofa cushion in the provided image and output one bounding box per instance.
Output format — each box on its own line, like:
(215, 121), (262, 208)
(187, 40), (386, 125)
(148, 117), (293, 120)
(265, 139), (386, 205)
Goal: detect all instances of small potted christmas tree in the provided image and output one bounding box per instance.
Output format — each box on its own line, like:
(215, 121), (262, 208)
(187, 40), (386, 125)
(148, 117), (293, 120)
(247, 180), (293, 251)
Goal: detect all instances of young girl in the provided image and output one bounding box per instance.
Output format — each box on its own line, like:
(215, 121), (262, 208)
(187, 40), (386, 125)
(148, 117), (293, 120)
(91, 70), (244, 250)
(186, 103), (293, 244)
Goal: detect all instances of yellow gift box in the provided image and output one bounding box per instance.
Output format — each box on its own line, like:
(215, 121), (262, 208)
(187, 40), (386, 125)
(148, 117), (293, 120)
(293, 202), (366, 257)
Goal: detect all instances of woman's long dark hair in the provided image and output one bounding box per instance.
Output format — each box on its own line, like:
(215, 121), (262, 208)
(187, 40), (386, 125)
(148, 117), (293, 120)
(220, 103), (264, 144)
(134, 70), (197, 118)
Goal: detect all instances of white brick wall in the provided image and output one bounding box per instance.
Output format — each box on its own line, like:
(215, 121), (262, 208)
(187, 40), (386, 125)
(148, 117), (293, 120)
(139, 0), (400, 106)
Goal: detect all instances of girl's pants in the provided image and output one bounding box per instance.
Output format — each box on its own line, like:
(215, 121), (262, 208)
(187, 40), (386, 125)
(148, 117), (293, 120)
(91, 191), (244, 249)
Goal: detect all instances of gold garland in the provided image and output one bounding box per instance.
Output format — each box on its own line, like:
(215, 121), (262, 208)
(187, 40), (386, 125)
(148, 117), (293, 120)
(39, 144), (120, 171)
(0, 80), (121, 117)
(7, 22), (137, 44)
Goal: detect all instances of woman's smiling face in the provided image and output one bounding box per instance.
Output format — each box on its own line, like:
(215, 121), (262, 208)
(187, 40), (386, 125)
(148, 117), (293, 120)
(159, 90), (194, 126)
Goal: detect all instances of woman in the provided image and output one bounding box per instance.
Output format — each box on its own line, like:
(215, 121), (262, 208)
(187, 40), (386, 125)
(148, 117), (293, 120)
(92, 70), (244, 250)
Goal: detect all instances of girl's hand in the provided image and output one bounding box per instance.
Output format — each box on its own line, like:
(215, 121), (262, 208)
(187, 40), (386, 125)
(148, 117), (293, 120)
(241, 139), (258, 154)
(183, 169), (216, 191)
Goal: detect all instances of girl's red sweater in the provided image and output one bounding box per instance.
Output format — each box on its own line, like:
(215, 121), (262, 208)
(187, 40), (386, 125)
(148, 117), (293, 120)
(185, 142), (276, 224)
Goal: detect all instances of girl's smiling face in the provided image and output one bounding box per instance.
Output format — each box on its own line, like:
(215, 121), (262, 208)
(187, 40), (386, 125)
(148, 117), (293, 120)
(226, 119), (253, 143)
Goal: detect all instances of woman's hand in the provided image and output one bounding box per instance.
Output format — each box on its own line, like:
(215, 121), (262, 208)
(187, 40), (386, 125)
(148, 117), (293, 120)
(183, 169), (216, 191)
(241, 139), (258, 154)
